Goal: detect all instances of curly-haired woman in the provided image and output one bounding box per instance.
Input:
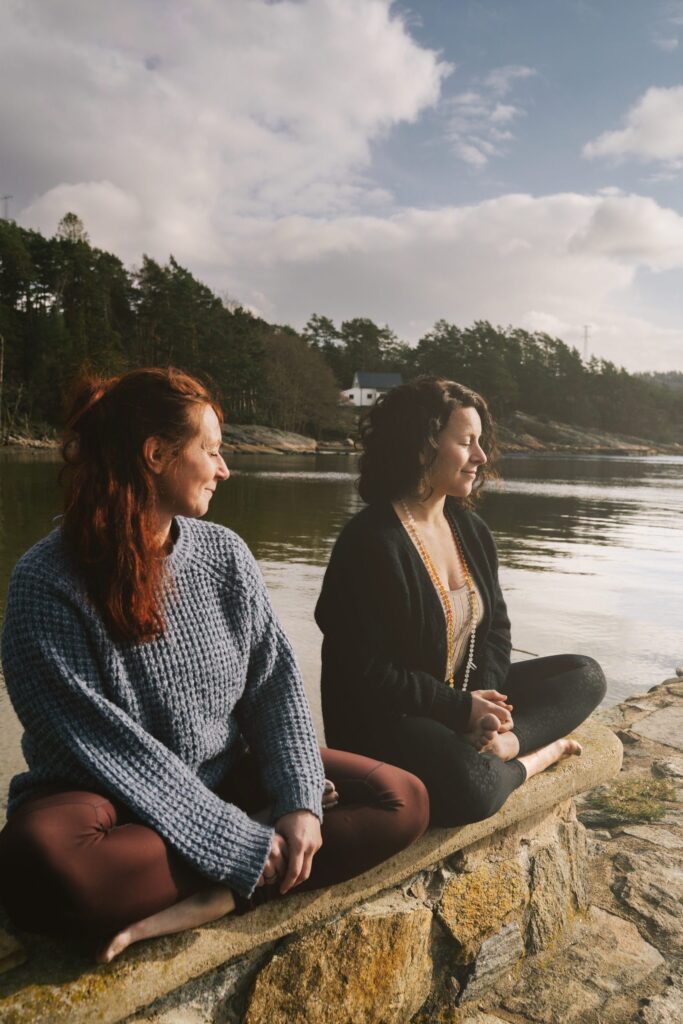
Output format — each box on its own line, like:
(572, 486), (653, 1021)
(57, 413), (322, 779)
(315, 377), (606, 827)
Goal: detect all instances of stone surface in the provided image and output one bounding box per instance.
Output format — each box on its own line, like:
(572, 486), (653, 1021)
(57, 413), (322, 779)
(459, 923), (525, 1003)
(0, 933), (24, 977)
(459, 1016), (510, 1024)
(526, 821), (587, 953)
(438, 860), (528, 960)
(638, 971), (683, 1023)
(619, 824), (683, 848)
(613, 848), (683, 954)
(243, 892), (433, 1024)
(631, 706), (683, 751)
(652, 757), (683, 781)
(0, 719), (622, 1024)
(130, 948), (271, 1024)
(502, 907), (664, 1023)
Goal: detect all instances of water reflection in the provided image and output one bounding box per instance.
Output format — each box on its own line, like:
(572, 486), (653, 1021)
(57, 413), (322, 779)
(0, 450), (682, 802)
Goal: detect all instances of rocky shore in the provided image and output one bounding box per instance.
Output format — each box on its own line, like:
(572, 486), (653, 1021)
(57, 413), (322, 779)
(457, 669), (683, 1024)
(4, 674), (683, 1023)
(4, 411), (681, 457)
(224, 415), (683, 457)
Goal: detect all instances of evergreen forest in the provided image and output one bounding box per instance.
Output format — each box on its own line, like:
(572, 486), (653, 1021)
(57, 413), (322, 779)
(1, 214), (681, 444)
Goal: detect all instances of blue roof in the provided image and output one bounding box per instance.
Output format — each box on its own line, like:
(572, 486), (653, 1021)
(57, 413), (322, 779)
(354, 372), (403, 388)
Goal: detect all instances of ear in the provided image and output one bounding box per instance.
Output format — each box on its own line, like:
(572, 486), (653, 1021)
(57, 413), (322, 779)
(143, 436), (170, 475)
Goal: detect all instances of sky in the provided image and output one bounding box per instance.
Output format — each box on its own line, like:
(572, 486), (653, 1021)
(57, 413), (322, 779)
(2, 0), (683, 371)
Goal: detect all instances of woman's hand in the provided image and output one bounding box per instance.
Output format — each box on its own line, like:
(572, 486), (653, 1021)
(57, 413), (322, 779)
(469, 690), (514, 733)
(256, 832), (288, 888)
(274, 810), (323, 894)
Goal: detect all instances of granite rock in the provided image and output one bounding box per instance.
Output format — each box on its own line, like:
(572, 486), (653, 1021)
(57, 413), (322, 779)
(243, 892), (433, 1024)
(631, 707), (683, 751)
(619, 824), (683, 849)
(502, 907), (663, 1024)
(129, 948), (272, 1024)
(0, 932), (25, 977)
(459, 923), (525, 1003)
(526, 822), (587, 953)
(438, 861), (528, 961)
(652, 758), (683, 781)
(613, 848), (683, 953)
(639, 971), (683, 1023)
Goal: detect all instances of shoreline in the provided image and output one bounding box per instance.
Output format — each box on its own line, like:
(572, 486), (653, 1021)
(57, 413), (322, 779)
(2, 413), (682, 458)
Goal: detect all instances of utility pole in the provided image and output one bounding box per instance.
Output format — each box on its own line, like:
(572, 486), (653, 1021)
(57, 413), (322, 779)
(1, 195), (12, 220)
(583, 325), (590, 363)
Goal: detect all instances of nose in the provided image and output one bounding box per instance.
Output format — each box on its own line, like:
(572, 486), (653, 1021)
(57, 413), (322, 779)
(472, 441), (487, 465)
(216, 454), (230, 480)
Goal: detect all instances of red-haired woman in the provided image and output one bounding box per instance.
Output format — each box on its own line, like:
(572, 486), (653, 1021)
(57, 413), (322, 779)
(0, 368), (429, 962)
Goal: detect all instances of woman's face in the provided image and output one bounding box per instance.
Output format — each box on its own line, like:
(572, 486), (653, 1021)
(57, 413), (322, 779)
(426, 405), (487, 499)
(155, 404), (229, 521)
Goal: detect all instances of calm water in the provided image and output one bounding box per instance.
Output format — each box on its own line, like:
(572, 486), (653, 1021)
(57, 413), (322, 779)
(1, 449), (682, 801)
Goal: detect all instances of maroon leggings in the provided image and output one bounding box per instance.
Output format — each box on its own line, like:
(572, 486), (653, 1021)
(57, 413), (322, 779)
(0, 748), (429, 941)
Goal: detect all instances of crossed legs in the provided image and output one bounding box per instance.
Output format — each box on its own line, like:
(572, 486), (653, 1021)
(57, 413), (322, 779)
(0, 748), (429, 961)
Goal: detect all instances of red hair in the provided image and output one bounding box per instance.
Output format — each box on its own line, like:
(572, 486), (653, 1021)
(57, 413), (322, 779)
(61, 367), (222, 643)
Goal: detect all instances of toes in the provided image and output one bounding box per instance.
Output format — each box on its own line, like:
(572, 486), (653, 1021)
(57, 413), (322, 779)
(96, 931), (130, 964)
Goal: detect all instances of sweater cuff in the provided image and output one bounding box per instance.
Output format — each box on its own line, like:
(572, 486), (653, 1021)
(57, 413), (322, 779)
(218, 816), (274, 899)
(431, 686), (472, 733)
(271, 780), (325, 824)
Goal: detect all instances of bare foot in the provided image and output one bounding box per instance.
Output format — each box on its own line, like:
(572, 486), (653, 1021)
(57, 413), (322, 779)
(486, 730), (521, 761)
(97, 886), (236, 964)
(464, 712), (500, 751)
(518, 738), (582, 781)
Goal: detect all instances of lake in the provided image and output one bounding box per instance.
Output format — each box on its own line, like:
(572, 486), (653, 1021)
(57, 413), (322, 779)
(1, 449), (682, 803)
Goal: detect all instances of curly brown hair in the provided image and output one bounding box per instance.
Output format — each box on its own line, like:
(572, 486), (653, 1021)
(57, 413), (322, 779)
(357, 376), (498, 505)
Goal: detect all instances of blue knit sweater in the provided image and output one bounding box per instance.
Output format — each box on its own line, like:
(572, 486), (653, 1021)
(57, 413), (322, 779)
(1, 517), (325, 897)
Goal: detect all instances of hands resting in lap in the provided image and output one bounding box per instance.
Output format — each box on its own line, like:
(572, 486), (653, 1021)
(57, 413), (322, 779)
(256, 693), (515, 895)
(467, 689), (514, 752)
(256, 780), (338, 893)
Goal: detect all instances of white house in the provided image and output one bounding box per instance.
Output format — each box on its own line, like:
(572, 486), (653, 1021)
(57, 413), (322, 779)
(341, 371), (403, 408)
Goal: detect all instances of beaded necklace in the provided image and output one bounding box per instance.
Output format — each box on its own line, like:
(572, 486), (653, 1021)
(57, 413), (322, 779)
(399, 500), (478, 690)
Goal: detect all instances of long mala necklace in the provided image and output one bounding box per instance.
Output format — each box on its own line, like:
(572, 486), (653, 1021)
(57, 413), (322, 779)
(400, 500), (478, 690)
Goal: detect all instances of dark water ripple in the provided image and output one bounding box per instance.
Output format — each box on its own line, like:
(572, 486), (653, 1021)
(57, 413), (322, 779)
(1, 450), (681, 797)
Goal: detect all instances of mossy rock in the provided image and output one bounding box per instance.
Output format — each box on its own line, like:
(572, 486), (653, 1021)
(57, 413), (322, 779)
(586, 777), (676, 824)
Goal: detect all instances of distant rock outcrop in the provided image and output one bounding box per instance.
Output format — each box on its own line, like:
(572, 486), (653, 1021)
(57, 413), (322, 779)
(497, 411), (683, 455)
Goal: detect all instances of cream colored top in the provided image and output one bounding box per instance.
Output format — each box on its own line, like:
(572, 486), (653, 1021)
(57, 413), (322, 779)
(447, 579), (484, 678)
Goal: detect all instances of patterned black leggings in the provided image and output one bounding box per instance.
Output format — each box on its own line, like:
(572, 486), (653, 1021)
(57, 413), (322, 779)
(364, 654), (606, 827)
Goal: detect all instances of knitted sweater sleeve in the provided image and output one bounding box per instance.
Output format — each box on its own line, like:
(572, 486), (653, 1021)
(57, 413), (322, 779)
(1, 564), (273, 898)
(233, 545), (324, 824)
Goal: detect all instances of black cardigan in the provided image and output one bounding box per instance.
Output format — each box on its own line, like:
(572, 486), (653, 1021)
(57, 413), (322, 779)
(315, 498), (511, 751)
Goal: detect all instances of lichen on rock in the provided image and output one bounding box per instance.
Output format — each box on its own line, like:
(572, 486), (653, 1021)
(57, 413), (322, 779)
(243, 892), (433, 1024)
(437, 860), (529, 962)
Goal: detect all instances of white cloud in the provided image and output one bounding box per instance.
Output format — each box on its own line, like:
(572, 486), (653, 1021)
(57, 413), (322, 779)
(583, 86), (683, 168)
(653, 35), (679, 50)
(443, 66), (535, 167)
(569, 194), (683, 270)
(4, 5), (683, 372)
(223, 192), (683, 371)
(6, 0), (449, 264)
(484, 65), (536, 96)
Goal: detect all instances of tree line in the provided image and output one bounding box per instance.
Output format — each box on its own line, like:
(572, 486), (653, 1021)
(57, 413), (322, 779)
(1, 214), (681, 444)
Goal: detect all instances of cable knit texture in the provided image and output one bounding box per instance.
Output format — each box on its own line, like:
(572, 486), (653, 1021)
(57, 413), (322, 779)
(1, 517), (325, 898)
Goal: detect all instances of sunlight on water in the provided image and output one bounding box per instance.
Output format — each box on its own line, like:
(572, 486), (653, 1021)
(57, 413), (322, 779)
(0, 450), (682, 795)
